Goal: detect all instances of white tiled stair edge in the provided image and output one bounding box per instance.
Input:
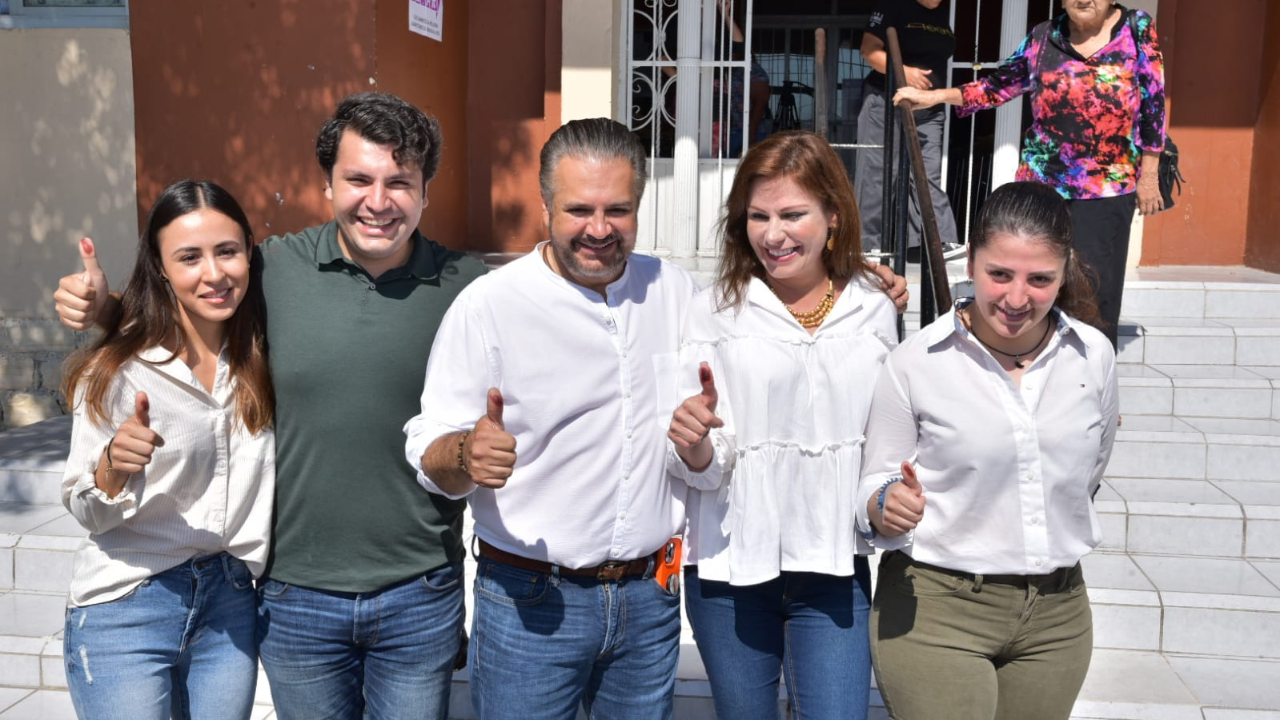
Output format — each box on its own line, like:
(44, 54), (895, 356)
(1123, 280), (1280, 320)
(1117, 316), (1280, 366)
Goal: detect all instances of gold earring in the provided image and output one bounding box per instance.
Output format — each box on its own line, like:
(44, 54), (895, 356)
(826, 226), (836, 252)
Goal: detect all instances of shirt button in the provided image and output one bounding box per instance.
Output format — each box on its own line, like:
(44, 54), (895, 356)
(619, 512), (627, 520)
(1031, 516), (1040, 525)
(1034, 559), (1043, 568)
(626, 431), (633, 439)
(368, 282), (376, 290)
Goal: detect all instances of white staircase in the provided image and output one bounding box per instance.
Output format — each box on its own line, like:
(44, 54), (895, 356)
(1, 266), (1279, 719)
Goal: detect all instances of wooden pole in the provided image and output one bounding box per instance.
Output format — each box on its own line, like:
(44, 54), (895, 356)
(886, 26), (953, 312)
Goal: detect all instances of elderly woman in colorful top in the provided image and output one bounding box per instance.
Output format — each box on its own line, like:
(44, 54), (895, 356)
(894, 0), (1165, 348)
(858, 181), (1119, 720)
(667, 131), (899, 720)
(60, 180), (274, 720)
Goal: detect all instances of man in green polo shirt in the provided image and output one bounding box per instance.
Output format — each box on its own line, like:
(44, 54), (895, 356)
(53, 93), (485, 720)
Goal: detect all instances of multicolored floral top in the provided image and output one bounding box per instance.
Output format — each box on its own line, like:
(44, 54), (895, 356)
(957, 7), (1166, 200)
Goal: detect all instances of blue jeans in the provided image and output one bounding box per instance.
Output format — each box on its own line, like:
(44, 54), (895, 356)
(64, 553), (258, 720)
(469, 556), (682, 720)
(684, 559), (873, 720)
(256, 562), (465, 720)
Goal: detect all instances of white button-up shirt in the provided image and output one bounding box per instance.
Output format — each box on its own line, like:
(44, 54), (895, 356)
(857, 303), (1118, 575)
(667, 277), (897, 586)
(404, 246), (698, 569)
(62, 346), (275, 607)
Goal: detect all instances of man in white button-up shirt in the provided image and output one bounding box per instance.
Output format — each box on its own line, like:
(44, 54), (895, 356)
(404, 119), (694, 720)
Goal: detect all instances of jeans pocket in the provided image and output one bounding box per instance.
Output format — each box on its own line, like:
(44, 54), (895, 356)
(421, 561), (464, 593)
(228, 558), (254, 591)
(883, 556), (967, 598)
(259, 578), (291, 599)
(475, 560), (552, 607)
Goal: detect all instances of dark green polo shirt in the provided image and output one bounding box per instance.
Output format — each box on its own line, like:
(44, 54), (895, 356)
(256, 221), (486, 592)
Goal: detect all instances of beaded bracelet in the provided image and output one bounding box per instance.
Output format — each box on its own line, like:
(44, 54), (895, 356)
(456, 431), (471, 474)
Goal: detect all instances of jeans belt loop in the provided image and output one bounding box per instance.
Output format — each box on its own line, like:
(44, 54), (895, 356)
(972, 573), (985, 593)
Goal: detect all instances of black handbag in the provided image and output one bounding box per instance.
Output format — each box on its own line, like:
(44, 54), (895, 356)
(1157, 136), (1185, 209)
(1128, 10), (1184, 210)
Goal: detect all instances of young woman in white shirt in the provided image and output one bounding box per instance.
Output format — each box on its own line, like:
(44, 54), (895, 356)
(859, 180), (1119, 720)
(667, 131), (898, 720)
(59, 180), (275, 720)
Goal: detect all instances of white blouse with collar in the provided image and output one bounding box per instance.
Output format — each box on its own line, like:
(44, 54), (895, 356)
(667, 275), (898, 586)
(856, 302), (1119, 575)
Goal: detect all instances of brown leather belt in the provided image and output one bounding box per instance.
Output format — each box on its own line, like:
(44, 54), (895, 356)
(478, 539), (652, 582)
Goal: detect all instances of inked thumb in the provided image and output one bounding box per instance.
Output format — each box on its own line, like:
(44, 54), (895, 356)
(900, 461), (921, 492)
(80, 237), (102, 280)
(133, 391), (151, 428)
(486, 388), (504, 428)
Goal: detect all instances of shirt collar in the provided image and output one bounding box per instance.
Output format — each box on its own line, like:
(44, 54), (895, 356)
(1051, 3), (1131, 47)
(136, 343), (231, 397)
(532, 240), (634, 299)
(313, 222), (440, 280)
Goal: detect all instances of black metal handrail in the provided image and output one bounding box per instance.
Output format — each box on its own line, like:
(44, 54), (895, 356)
(882, 27), (952, 338)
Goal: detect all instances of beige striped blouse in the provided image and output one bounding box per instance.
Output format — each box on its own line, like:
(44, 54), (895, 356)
(62, 345), (274, 607)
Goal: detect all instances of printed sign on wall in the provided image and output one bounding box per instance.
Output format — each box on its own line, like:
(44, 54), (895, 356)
(409, 0), (443, 41)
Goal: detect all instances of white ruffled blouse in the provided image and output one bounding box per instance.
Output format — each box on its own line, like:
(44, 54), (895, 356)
(666, 276), (897, 586)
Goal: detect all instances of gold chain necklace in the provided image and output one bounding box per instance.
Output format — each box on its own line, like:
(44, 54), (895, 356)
(770, 278), (835, 329)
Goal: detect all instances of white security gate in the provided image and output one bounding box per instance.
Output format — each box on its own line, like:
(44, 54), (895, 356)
(619, 0), (755, 271)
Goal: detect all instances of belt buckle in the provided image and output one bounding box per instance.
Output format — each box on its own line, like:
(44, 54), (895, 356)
(597, 561), (628, 582)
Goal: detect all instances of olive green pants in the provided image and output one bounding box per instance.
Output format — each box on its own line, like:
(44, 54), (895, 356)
(869, 551), (1092, 720)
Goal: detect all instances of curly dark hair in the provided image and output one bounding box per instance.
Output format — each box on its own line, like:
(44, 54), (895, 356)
(315, 93), (443, 184)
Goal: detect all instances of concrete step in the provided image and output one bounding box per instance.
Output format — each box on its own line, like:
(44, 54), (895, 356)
(1118, 317), (1280, 366)
(0, 416), (70, 507)
(1123, 277), (1280, 321)
(1107, 414), (1280, 486)
(1087, 551), (1280, 660)
(1119, 364), (1279, 419)
(1096, 477), (1280, 560)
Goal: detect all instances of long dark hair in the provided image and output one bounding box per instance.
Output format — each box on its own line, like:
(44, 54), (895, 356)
(972, 181), (1102, 329)
(715, 131), (875, 311)
(62, 180), (274, 433)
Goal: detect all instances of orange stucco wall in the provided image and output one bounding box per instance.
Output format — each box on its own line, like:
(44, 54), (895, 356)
(1245, 0), (1280, 273)
(130, 0), (375, 242)
(1141, 0), (1268, 266)
(129, 0), (560, 253)
(465, 0), (562, 253)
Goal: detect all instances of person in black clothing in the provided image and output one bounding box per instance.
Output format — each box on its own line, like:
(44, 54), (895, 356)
(855, 0), (959, 259)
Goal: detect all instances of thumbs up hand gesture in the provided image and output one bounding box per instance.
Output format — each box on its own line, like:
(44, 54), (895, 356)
(669, 363), (724, 471)
(874, 461), (926, 538)
(98, 392), (165, 498)
(465, 388), (517, 489)
(55, 238), (110, 331)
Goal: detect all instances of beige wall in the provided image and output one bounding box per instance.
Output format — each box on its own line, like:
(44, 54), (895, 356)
(561, 0), (614, 123)
(0, 28), (136, 317)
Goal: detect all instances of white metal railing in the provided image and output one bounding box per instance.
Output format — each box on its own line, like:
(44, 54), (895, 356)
(620, 0), (753, 269)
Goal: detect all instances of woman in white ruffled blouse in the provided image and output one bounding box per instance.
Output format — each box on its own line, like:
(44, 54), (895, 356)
(666, 131), (898, 720)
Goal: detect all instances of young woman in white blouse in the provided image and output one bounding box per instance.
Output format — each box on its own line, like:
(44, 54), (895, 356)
(59, 180), (275, 720)
(667, 131), (898, 720)
(859, 181), (1119, 720)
